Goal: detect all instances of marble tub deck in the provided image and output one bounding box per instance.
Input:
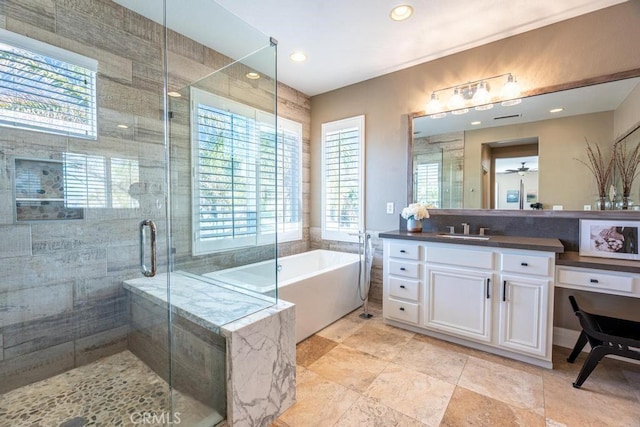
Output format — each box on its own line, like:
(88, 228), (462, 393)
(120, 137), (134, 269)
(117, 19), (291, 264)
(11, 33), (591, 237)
(274, 303), (640, 427)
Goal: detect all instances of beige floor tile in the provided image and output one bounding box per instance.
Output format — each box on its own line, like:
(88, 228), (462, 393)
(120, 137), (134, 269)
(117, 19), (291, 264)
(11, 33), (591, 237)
(543, 369), (640, 427)
(464, 346), (545, 376)
(342, 323), (414, 361)
(441, 386), (545, 427)
(307, 344), (389, 392)
(458, 356), (544, 415)
(622, 369), (640, 402)
(296, 334), (339, 367)
(335, 395), (426, 426)
(276, 369), (360, 427)
(548, 346), (639, 402)
(393, 337), (468, 384)
(316, 315), (366, 343)
(363, 363), (454, 426)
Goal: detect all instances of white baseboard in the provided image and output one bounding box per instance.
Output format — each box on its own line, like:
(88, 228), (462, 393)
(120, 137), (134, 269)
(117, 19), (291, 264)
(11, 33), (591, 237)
(553, 327), (587, 351)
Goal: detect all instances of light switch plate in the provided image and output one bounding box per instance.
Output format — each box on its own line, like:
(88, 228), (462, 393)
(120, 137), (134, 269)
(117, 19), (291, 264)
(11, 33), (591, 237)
(386, 202), (394, 214)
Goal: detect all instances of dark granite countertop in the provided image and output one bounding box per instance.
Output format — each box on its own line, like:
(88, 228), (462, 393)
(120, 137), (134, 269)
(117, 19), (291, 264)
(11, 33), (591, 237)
(379, 230), (565, 253)
(557, 251), (640, 274)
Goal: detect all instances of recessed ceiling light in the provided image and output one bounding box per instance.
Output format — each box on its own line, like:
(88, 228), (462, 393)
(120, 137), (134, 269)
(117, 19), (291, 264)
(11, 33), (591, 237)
(117, 124), (128, 129)
(246, 72), (260, 80)
(167, 91), (181, 98)
(471, 121), (482, 125)
(550, 107), (564, 113)
(290, 52), (307, 62)
(390, 5), (414, 21)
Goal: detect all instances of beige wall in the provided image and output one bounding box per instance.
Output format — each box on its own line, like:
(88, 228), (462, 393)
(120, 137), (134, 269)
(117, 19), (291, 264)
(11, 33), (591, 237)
(310, 2), (640, 232)
(614, 80), (640, 137)
(465, 111), (614, 210)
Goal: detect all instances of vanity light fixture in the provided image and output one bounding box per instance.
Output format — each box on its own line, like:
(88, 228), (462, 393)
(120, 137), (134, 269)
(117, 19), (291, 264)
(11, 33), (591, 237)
(167, 91), (182, 98)
(246, 72), (260, 80)
(471, 121), (482, 125)
(550, 107), (564, 113)
(290, 52), (307, 62)
(117, 124), (129, 129)
(390, 4), (414, 21)
(426, 73), (522, 118)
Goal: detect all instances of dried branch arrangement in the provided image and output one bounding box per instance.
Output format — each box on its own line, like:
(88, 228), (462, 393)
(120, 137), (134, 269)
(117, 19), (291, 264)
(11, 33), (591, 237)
(614, 137), (640, 197)
(575, 138), (616, 197)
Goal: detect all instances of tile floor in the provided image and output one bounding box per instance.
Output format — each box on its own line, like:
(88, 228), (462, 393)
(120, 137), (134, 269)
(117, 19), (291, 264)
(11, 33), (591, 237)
(273, 303), (640, 427)
(0, 351), (222, 427)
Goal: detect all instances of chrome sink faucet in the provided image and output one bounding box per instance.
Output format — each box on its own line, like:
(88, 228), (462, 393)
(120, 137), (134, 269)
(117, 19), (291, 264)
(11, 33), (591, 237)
(462, 223), (470, 235)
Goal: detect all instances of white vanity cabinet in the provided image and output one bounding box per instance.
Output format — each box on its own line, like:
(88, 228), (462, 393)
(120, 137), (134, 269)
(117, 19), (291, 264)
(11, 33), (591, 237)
(383, 238), (557, 367)
(383, 241), (423, 325)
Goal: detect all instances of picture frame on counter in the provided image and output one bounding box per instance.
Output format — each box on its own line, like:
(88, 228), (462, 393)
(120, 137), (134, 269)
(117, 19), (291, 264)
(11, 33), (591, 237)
(579, 219), (640, 260)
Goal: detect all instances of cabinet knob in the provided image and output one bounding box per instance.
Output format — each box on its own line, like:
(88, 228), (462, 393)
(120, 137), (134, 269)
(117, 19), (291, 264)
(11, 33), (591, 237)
(400, 285), (406, 289)
(399, 307), (405, 311)
(400, 249), (406, 253)
(400, 267), (406, 271)
(521, 262), (528, 266)
(590, 278), (599, 284)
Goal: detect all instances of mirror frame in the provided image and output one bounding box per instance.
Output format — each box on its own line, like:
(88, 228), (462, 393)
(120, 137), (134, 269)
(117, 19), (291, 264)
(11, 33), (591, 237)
(407, 69), (640, 208)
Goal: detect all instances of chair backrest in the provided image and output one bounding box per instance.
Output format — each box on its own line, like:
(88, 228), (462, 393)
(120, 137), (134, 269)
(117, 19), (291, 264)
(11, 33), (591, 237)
(568, 295), (605, 337)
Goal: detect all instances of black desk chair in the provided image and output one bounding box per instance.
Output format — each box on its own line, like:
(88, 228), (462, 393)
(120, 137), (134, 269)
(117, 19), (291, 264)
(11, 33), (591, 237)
(566, 295), (640, 388)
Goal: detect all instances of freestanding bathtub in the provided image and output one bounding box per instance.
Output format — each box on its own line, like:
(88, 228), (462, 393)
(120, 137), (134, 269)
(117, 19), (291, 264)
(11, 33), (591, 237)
(204, 250), (362, 343)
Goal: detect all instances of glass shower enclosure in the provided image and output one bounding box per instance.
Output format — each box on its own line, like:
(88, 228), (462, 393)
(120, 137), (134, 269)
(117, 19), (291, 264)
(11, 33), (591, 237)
(0, 0), (278, 425)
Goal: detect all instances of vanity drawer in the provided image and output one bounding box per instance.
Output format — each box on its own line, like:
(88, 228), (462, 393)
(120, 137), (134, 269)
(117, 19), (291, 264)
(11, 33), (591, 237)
(501, 253), (552, 277)
(557, 267), (635, 293)
(389, 277), (420, 301)
(389, 243), (421, 260)
(386, 298), (419, 324)
(388, 260), (419, 278)
(425, 246), (494, 270)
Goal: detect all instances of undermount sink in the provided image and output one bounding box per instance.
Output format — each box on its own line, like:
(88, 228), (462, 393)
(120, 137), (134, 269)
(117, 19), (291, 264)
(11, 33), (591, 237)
(437, 233), (490, 241)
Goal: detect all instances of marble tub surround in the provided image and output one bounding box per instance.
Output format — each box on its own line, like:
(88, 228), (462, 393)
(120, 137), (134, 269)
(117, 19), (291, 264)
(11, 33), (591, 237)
(125, 274), (296, 426)
(274, 303), (640, 427)
(124, 272), (273, 334)
(221, 301), (295, 426)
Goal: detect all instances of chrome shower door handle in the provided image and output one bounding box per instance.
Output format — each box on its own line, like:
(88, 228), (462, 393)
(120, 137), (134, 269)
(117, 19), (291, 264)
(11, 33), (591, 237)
(139, 219), (157, 277)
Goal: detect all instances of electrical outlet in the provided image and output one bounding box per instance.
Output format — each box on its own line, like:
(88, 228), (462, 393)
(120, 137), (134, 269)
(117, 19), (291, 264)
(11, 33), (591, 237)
(386, 202), (394, 214)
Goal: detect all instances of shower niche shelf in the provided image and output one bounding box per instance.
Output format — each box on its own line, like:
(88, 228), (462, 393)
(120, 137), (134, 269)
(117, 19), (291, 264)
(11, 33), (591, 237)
(13, 157), (84, 222)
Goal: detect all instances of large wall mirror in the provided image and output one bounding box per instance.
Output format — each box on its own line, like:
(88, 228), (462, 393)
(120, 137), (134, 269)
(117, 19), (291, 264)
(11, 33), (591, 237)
(409, 75), (640, 211)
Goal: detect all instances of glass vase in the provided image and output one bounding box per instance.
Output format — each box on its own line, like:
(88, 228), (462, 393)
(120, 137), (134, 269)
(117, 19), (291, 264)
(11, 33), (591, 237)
(621, 196), (634, 210)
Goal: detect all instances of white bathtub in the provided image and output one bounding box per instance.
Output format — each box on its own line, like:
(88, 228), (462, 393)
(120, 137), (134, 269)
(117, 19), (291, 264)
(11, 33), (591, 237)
(204, 250), (362, 342)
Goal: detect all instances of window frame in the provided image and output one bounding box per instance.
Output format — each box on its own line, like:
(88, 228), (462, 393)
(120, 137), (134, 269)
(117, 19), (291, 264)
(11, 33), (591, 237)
(190, 88), (303, 255)
(0, 29), (98, 139)
(321, 115), (365, 243)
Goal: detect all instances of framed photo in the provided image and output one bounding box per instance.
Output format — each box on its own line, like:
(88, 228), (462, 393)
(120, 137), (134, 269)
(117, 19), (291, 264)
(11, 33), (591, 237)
(506, 190), (519, 203)
(579, 220), (640, 260)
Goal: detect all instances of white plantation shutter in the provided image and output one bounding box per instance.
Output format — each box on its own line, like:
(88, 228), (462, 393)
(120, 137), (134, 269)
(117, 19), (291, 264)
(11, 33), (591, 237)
(191, 89), (302, 254)
(0, 29), (97, 139)
(321, 115), (365, 242)
(415, 162), (440, 207)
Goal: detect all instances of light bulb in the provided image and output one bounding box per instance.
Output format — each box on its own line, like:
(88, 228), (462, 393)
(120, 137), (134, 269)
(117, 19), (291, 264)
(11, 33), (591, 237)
(501, 74), (521, 100)
(390, 5), (414, 21)
(448, 87), (465, 110)
(472, 81), (493, 110)
(426, 93), (442, 115)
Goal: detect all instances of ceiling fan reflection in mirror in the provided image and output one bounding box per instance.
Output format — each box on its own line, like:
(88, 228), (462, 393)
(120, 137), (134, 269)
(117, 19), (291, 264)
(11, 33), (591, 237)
(504, 162), (538, 175)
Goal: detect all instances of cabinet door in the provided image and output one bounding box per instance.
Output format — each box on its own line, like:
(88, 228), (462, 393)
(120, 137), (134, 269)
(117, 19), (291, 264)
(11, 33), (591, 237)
(425, 267), (493, 343)
(498, 275), (549, 357)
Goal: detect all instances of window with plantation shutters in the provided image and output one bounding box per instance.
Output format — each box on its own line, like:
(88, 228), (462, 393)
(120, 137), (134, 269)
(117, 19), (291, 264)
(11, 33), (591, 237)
(415, 162), (440, 207)
(0, 29), (97, 139)
(321, 115), (365, 242)
(191, 88), (302, 254)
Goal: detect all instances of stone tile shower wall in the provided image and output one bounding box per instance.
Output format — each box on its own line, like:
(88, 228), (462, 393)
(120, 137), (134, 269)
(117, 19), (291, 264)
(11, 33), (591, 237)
(0, 0), (310, 393)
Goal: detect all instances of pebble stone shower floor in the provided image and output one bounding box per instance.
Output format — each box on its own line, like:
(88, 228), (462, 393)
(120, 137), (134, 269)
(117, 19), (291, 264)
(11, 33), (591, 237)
(0, 351), (222, 427)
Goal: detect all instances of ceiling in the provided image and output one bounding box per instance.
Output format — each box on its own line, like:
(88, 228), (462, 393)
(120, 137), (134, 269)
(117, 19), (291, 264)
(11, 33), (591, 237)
(116, 0), (626, 96)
